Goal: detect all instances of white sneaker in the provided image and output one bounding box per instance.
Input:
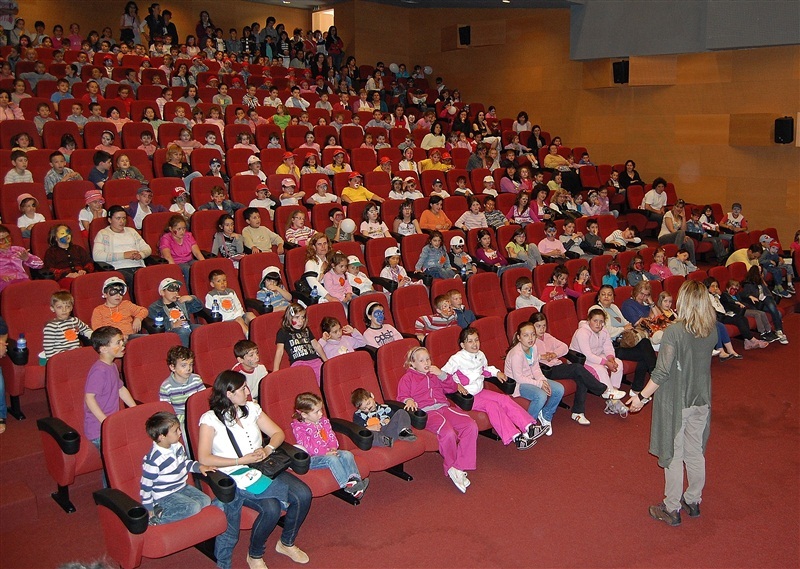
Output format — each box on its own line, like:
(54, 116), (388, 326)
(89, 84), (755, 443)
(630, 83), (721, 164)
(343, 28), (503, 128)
(777, 331), (789, 345)
(461, 471), (471, 488)
(537, 411), (553, 436)
(447, 467), (467, 493)
(571, 413), (590, 425)
(602, 387), (626, 400)
(711, 349), (721, 357)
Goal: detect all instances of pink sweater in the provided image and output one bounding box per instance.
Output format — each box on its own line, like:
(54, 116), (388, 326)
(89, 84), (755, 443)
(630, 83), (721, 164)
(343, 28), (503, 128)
(291, 416), (339, 456)
(649, 262), (672, 281)
(321, 270), (353, 301)
(504, 342), (548, 397)
(568, 321), (615, 365)
(533, 333), (569, 367)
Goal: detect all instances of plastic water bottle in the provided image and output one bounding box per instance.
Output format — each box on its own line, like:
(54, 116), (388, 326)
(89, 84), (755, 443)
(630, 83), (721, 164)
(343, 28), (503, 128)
(461, 265), (467, 278)
(211, 299), (221, 319)
(154, 313), (164, 328)
(16, 333), (26, 351)
(310, 286), (320, 300)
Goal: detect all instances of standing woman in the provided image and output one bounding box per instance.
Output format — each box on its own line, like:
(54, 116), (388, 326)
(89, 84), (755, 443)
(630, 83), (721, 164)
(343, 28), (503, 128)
(628, 280), (717, 527)
(143, 3), (165, 46)
(198, 371), (312, 569)
(120, 2), (143, 46)
(325, 26), (344, 72)
(195, 11), (215, 44)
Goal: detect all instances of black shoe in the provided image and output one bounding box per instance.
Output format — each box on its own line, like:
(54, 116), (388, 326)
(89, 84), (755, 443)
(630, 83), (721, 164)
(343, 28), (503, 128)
(526, 423), (549, 440)
(381, 435), (394, 447)
(762, 331), (780, 343)
(649, 503), (681, 526)
(514, 435), (537, 451)
(398, 430), (417, 442)
(680, 497), (700, 518)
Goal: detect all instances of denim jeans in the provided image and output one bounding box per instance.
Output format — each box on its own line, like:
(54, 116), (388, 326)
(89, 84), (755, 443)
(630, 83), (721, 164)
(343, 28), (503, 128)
(518, 380), (564, 421)
(309, 450), (359, 487)
(214, 471), (311, 569)
(91, 437), (108, 488)
(153, 484), (211, 525)
(167, 323), (200, 347)
(424, 267), (456, 280)
(0, 366), (7, 420)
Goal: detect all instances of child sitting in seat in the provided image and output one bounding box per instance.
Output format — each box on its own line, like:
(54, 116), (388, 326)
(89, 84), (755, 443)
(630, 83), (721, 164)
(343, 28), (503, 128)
(601, 260), (624, 288)
(205, 269), (255, 337)
(273, 303), (328, 383)
(648, 247), (672, 281)
(351, 387), (416, 447)
(449, 235), (478, 279)
(42, 290), (93, 360)
(542, 265), (576, 302)
(242, 207), (285, 254)
(397, 346), (478, 493)
(361, 301), (402, 349)
(16, 192), (44, 238)
(321, 252), (354, 306)
(415, 231), (457, 280)
(256, 266), (292, 313)
(148, 277), (204, 347)
(85, 326), (137, 455)
(284, 210), (315, 247)
(515, 276), (546, 310)
(319, 316), (366, 359)
(91, 277), (148, 340)
(605, 225), (643, 251)
(442, 327), (545, 451)
(291, 392), (369, 499)
(447, 289), (475, 329)
(211, 214), (245, 267)
(140, 411), (213, 525)
(569, 266), (596, 296)
(380, 246), (418, 288)
(159, 346), (205, 426)
(414, 294), (458, 341)
(231, 340), (268, 399)
(345, 256), (378, 296)
(0, 224), (43, 292)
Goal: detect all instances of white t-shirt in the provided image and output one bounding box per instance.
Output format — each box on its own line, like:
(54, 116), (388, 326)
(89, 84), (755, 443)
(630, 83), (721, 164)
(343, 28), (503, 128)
(17, 213), (45, 228)
(170, 203), (196, 215)
(79, 208), (107, 226)
(641, 190), (667, 212)
(307, 193), (338, 204)
(133, 204), (151, 230)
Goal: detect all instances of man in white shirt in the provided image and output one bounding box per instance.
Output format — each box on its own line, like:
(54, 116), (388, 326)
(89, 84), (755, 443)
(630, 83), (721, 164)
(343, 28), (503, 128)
(641, 176), (668, 224)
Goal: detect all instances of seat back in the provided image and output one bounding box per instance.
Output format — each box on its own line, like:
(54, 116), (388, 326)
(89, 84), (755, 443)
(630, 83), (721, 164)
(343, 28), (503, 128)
(306, 302), (348, 338)
(123, 334), (183, 404)
(364, 236), (397, 278)
(466, 271), (506, 318)
(542, 299), (578, 345)
(190, 321), (246, 381)
(424, 325), (461, 367)
(663, 275), (685, 300)
(141, 211), (175, 253)
(375, 338), (420, 401)
(102, 401), (173, 497)
(391, 284), (432, 336)
(348, 293), (393, 333)
(260, 367), (324, 445)
(53, 180), (96, 220)
(505, 306), (538, 344)
(430, 277), (467, 309)
(251, 311), (290, 371)
(499, 266), (531, 310)
(473, 316), (508, 369)
(320, 351), (381, 419)
(238, 252), (285, 300)
(2, 280), (61, 366)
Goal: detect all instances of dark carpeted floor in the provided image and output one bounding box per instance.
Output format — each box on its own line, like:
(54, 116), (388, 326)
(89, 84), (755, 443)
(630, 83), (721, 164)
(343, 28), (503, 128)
(1, 311), (798, 569)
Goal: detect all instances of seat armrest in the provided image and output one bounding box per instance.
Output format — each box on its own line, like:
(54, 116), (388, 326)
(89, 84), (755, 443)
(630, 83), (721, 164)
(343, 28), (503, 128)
(143, 255), (167, 266)
(244, 298), (270, 315)
(140, 317), (162, 335)
(195, 308), (223, 323)
(94, 261), (116, 272)
(385, 400), (428, 429)
(290, 291), (317, 306)
(330, 418), (373, 451)
(484, 376), (516, 395)
(445, 391), (474, 411)
(93, 488), (149, 535)
(202, 471), (236, 503)
(279, 442), (310, 475)
(6, 339), (28, 365)
(37, 417), (81, 455)
(353, 234), (368, 245)
(283, 242), (299, 250)
(371, 277), (398, 293)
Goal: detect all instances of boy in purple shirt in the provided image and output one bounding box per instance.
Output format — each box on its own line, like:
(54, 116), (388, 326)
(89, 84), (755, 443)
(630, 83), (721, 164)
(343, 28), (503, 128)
(84, 326), (136, 456)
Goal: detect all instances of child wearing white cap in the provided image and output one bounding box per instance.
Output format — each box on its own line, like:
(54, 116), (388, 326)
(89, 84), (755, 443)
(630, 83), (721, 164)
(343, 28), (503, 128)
(147, 278), (204, 347)
(256, 266), (292, 312)
(345, 255), (378, 296)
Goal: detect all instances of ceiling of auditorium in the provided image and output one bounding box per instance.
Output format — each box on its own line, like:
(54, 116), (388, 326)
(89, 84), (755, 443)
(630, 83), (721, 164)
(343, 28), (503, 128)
(254, 0), (570, 10)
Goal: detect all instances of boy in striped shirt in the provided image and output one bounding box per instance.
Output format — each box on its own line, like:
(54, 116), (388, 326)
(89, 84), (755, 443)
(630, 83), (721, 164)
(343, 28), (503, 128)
(42, 291), (93, 359)
(140, 411), (214, 525)
(159, 346), (205, 426)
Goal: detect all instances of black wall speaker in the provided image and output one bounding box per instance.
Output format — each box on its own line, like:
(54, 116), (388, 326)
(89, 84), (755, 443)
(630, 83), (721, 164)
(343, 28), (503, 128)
(775, 116), (794, 144)
(613, 60), (629, 84)
(458, 26), (471, 47)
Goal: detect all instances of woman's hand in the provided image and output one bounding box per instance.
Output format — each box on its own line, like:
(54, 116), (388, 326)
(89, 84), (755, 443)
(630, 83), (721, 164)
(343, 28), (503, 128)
(605, 356), (619, 373)
(242, 449), (266, 464)
(541, 380), (552, 396)
(326, 449), (339, 456)
(404, 398), (418, 412)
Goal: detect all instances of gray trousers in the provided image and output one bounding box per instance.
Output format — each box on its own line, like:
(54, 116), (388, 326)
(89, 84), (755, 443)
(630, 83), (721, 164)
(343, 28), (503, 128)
(664, 404), (709, 512)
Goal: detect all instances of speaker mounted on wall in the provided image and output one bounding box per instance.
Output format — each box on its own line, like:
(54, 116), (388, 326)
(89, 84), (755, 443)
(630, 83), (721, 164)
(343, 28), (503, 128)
(613, 60), (629, 84)
(458, 25), (471, 47)
(774, 116), (794, 144)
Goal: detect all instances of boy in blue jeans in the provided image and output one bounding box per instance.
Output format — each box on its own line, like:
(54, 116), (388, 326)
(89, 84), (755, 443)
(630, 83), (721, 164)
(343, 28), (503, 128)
(84, 326), (136, 459)
(140, 411), (214, 525)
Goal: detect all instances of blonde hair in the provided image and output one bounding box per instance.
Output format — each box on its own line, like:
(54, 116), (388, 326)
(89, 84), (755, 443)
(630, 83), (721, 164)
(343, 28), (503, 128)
(675, 280), (716, 338)
(655, 291), (672, 312)
(403, 346), (428, 369)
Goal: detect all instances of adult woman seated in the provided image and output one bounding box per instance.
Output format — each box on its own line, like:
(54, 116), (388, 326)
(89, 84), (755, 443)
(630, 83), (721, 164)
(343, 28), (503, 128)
(542, 144), (582, 195)
(303, 232), (337, 302)
(472, 110), (500, 149)
(589, 285), (657, 397)
(0, 89), (23, 122)
(420, 122), (446, 151)
(198, 371), (312, 569)
(451, 110), (472, 137)
(618, 159), (645, 189)
(499, 162), (521, 194)
(162, 144), (203, 191)
(92, 205), (151, 289)
(419, 195), (452, 232)
(658, 198), (696, 265)
(159, 214), (205, 283)
(43, 224), (95, 288)
(465, 144), (489, 172)
(621, 281), (656, 326)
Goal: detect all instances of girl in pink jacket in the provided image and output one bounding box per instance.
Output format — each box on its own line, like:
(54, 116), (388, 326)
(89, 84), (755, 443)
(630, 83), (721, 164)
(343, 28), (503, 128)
(569, 308), (624, 392)
(397, 346), (477, 493)
(291, 392), (369, 499)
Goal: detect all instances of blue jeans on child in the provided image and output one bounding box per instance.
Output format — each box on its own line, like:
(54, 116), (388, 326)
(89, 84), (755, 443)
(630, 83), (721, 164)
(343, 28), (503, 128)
(214, 471), (311, 569)
(518, 380), (565, 422)
(91, 437), (108, 488)
(309, 450), (359, 487)
(152, 484), (210, 524)
(0, 366), (7, 420)
(424, 267), (456, 280)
